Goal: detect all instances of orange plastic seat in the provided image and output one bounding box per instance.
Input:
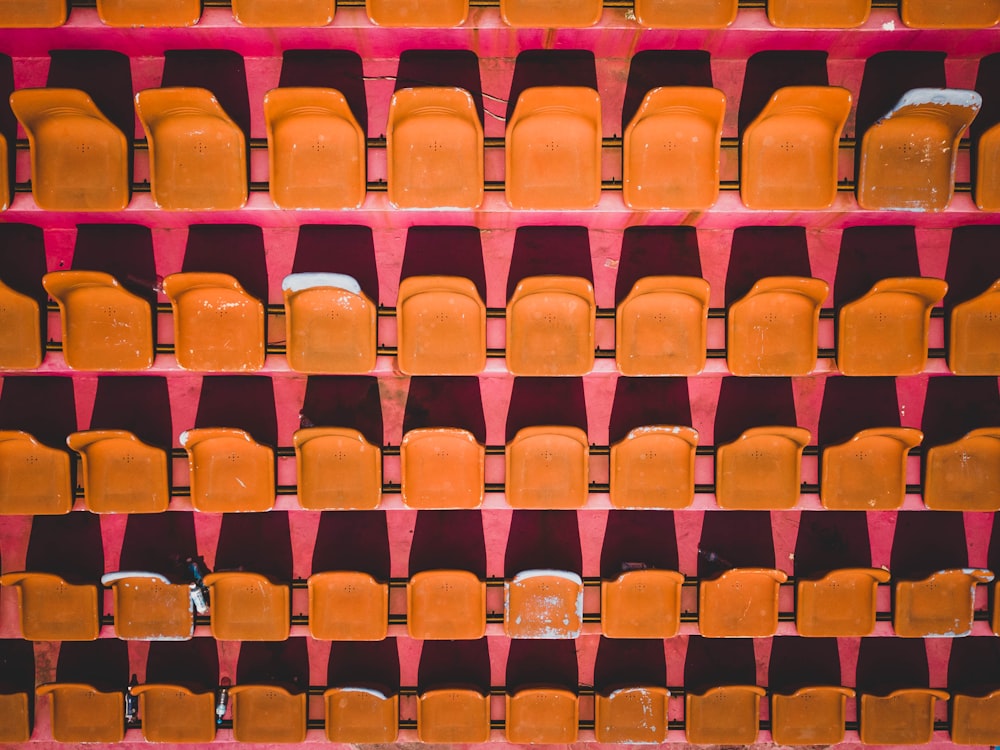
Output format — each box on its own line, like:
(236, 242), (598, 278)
(601, 569), (685, 638)
(131, 685), (216, 742)
(610, 425), (698, 509)
(407, 569), (486, 640)
(387, 88), (483, 209)
(325, 687), (398, 743)
(616, 277), (711, 374)
(400, 428), (484, 509)
(857, 89), (981, 211)
(893, 568), (994, 637)
(500, 0), (601, 26)
(416, 689), (490, 743)
(727, 277), (829, 375)
(0, 692), (31, 742)
(102, 571), (193, 640)
(715, 426), (811, 509)
(633, 0), (737, 27)
(0, 279), (41, 370)
(229, 685), (307, 743)
(233, 0), (334, 25)
(0, 431), (73, 515)
(506, 688), (578, 743)
(202, 572), (289, 641)
(43, 272), (153, 371)
(837, 277), (948, 376)
(505, 426), (589, 509)
(294, 427), (381, 510)
(0, 572), (99, 640)
(952, 690), (1000, 745)
(505, 569), (584, 638)
(136, 87), (247, 210)
(507, 276), (595, 376)
(67, 430), (170, 514)
(796, 567), (891, 637)
(771, 687), (855, 745)
(949, 279), (1000, 374)
(685, 686), (766, 744)
(742, 87), (851, 209)
(397, 276), (486, 375)
(9, 89), (128, 211)
(505, 88), (602, 209)
(282, 273), (376, 374)
(820, 427), (923, 510)
(859, 689), (950, 744)
(699, 568), (788, 637)
(36, 684), (124, 743)
(594, 687), (669, 744)
(0, 0), (67, 26)
(924, 428), (1000, 511)
(975, 123), (1000, 210)
(366, 0), (468, 25)
(767, 0), (870, 26)
(264, 89), (365, 210)
(900, 0), (1000, 27)
(180, 427), (274, 512)
(96, 0), (201, 25)
(309, 571), (388, 640)
(163, 272), (265, 372)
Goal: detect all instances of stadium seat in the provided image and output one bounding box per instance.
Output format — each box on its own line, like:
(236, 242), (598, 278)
(0, 431), (73, 514)
(366, 0), (468, 26)
(0, 572), (99, 640)
(397, 276), (486, 375)
(975, 123), (1000, 210)
(924, 428), (1000, 511)
(699, 568), (788, 637)
(795, 567), (891, 637)
(202, 572), (290, 641)
(951, 690), (1000, 745)
(820, 427), (923, 510)
(948, 279), (1000, 374)
(859, 689), (950, 744)
(506, 688), (579, 743)
(0, 0), (67, 26)
(232, 0), (334, 25)
(407, 569), (487, 640)
(633, 0), (737, 27)
(715, 426), (811, 509)
(0, 692), (31, 742)
(505, 426), (589, 509)
(893, 568), (994, 637)
(900, 0), (1000, 27)
(96, 0), (201, 25)
(506, 276), (595, 375)
(294, 427), (382, 510)
(0, 279), (41, 370)
(499, 0), (601, 26)
(309, 571), (388, 640)
(67, 430), (170, 513)
(609, 425), (698, 509)
(416, 689), (490, 742)
(229, 685), (307, 743)
(685, 686), (766, 744)
(131, 685), (216, 742)
(594, 687), (669, 743)
(771, 687), (855, 745)
(400, 428), (485, 509)
(35, 684), (124, 743)
(505, 569), (584, 638)
(601, 569), (685, 638)
(102, 571), (193, 640)
(325, 687), (399, 743)
(179, 427), (275, 512)
(766, 0), (870, 27)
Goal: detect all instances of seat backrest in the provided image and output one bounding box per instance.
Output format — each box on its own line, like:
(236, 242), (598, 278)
(505, 425), (589, 509)
(698, 568), (788, 637)
(366, 0), (468, 26)
(294, 427), (382, 510)
(507, 275), (596, 375)
(594, 686), (670, 743)
(923, 428), (1000, 510)
(795, 567), (891, 637)
(819, 427), (923, 510)
(407, 569), (487, 640)
(36, 684), (125, 743)
(309, 571), (388, 640)
(0, 279), (42, 370)
(610, 425), (699, 509)
(180, 427), (275, 512)
(232, 0), (335, 25)
(96, 0), (201, 25)
(400, 428), (485, 509)
(397, 276), (487, 374)
(770, 686), (855, 746)
(0, 431), (73, 515)
(416, 688), (490, 743)
(633, 0), (737, 27)
(229, 685), (307, 743)
(715, 426), (811, 509)
(324, 687), (399, 743)
(949, 278), (1000, 374)
(131, 684), (216, 742)
(504, 569), (584, 638)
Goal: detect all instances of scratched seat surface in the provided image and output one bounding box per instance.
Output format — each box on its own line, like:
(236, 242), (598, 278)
(68, 430), (170, 513)
(102, 571), (193, 640)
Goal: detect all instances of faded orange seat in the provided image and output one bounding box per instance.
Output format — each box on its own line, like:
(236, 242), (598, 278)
(900, 0), (1000, 27)
(229, 685), (307, 743)
(400, 428), (484, 509)
(742, 87), (851, 210)
(859, 689), (949, 744)
(388, 88), (484, 209)
(294, 427), (381, 510)
(500, 0), (601, 26)
(699, 568), (788, 637)
(893, 568), (994, 637)
(366, 0), (468, 25)
(416, 689), (490, 743)
(952, 690), (1000, 745)
(727, 277), (829, 375)
(0, 0), (67, 26)
(180, 427), (274, 512)
(633, 0), (737, 27)
(0, 692), (31, 742)
(601, 569), (685, 638)
(505, 426), (589, 509)
(924, 429), (1000, 511)
(837, 278), (948, 376)
(0, 431), (73, 515)
(96, 0), (201, 25)
(397, 276), (486, 375)
(505, 569), (583, 638)
(771, 687), (855, 745)
(796, 568), (891, 637)
(594, 687), (669, 743)
(857, 89), (981, 211)
(616, 276), (711, 374)
(233, 0), (334, 25)
(264, 89), (365, 210)
(975, 123), (1000, 210)
(610, 425), (698, 509)
(820, 427), (923, 510)
(685, 686), (765, 744)
(163, 272), (265, 372)
(36, 684), (124, 743)
(131, 685), (216, 742)
(202, 572), (290, 641)
(43, 272), (153, 371)
(102, 571), (193, 640)
(407, 569), (486, 640)
(136, 87), (247, 210)
(10, 89), (128, 211)
(949, 279), (1000, 374)
(309, 571), (388, 640)
(715, 426), (810, 509)
(0, 279), (41, 370)
(0, 572), (99, 640)
(325, 687), (398, 743)
(67, 430), (170, 513)
(505, 88), (602, 209)
(507, 276), (595, 375)
(506, 689), (578, 743)
(767, 0), (870, 26)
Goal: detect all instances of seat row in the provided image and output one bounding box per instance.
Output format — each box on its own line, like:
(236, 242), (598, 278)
(5, 85), (998, 213)
(2, 566), (997, 642)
